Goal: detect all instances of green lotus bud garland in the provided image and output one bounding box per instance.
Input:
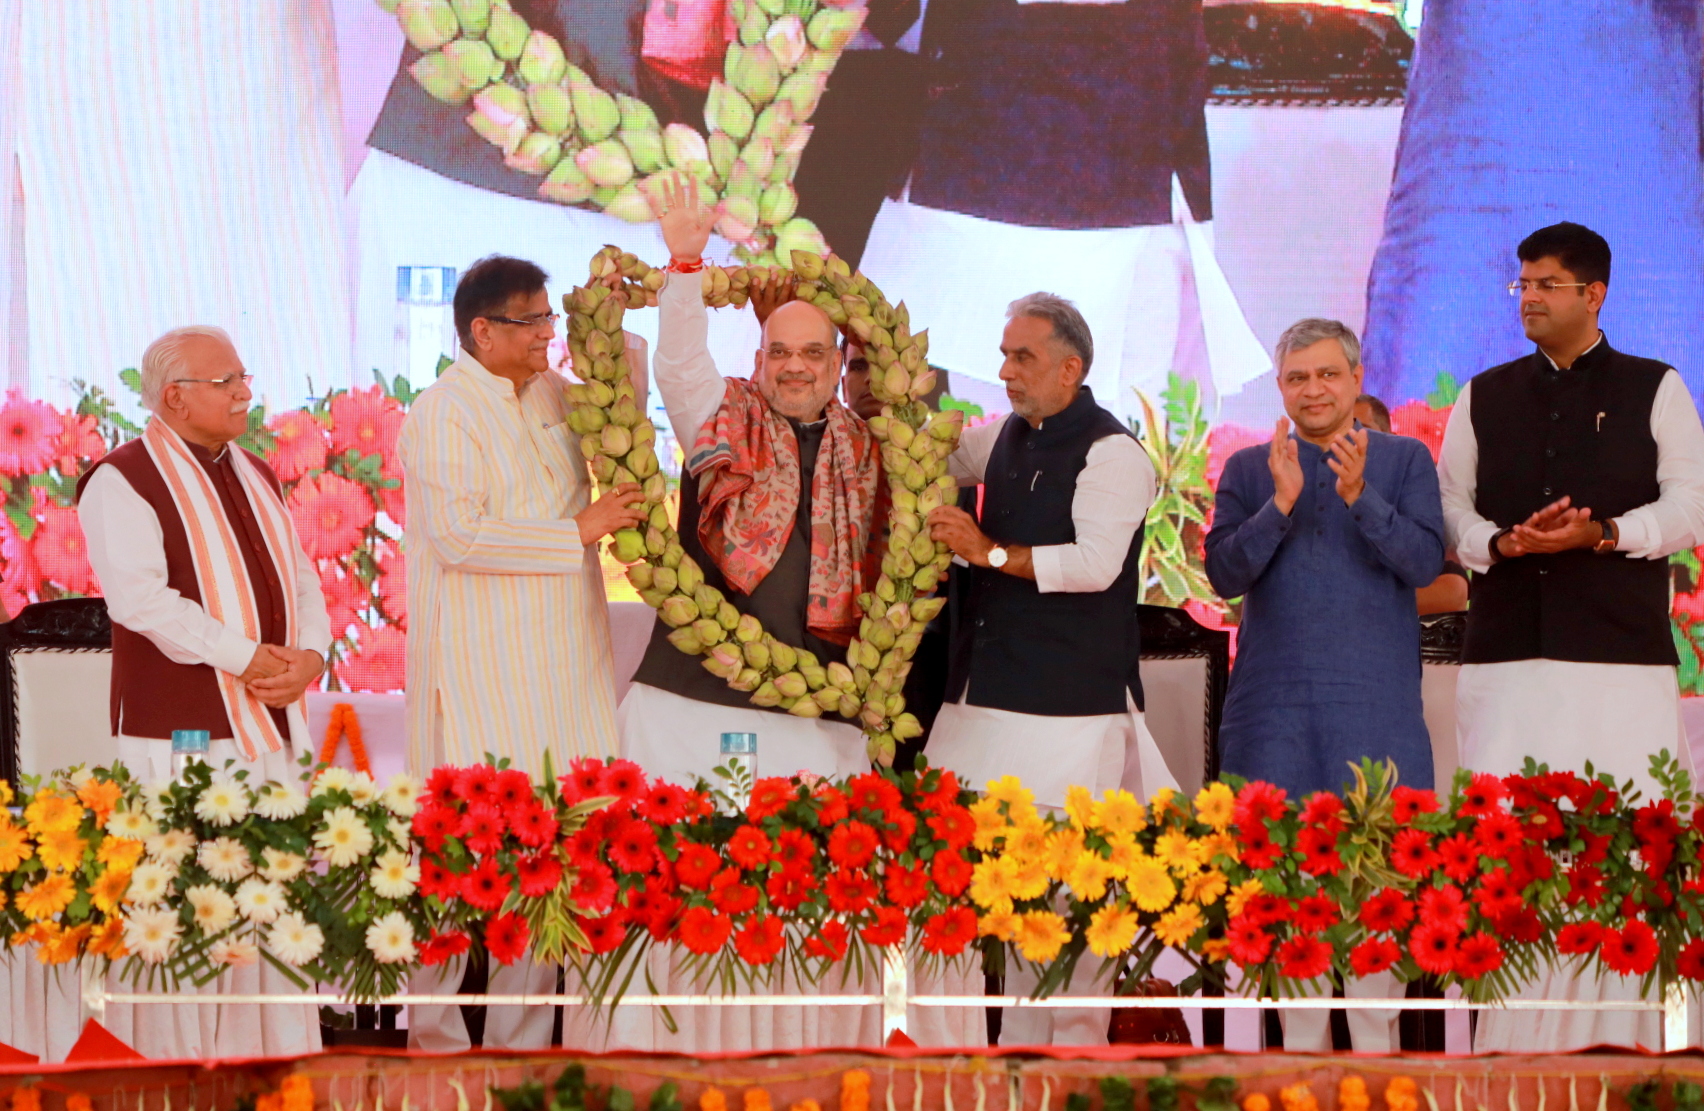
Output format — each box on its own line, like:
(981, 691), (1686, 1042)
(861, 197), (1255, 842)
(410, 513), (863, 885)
(378, 0), (845, 269)
(564, 245), (964, 766)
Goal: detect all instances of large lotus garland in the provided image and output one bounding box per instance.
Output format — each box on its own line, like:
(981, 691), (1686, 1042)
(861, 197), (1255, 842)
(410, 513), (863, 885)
(378, 0), (854, 267)
(561, 245), (964, 765)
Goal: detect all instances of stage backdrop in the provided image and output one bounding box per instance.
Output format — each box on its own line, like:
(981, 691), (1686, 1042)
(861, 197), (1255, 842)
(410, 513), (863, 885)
(2, 0), (1703, 698)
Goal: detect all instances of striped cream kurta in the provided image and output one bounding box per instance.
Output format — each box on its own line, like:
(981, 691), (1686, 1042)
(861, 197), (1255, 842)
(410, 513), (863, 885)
(399, 350), (619, 774)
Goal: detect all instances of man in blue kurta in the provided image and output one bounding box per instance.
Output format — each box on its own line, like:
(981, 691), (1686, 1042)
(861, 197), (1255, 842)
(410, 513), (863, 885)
(1205, 317), (1444, 1052)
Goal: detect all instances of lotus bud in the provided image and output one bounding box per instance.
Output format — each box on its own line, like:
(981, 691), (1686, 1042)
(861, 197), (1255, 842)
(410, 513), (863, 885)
(800, 664), (827, 690)
(694, 618), (728, 648)
(622, 563), (654, 594)
(909, 531), (936, 566)
(778, 70), (828, 118)
(576, 140), (634, 188)
(908, 565), (937, 592)
(660, 594), (700, 628)
(740, 137), (776, 182)
(882, 364), (912, 400)
(906, 430), (934, 462)
(734, 43), (781, 106)
(612, 93), (659, 136)
(729, 668), (762, 692)
(868, 733), (897, 766)
(485, 6), (528, 59)
(663, 123), (710, 170)
(579, 432), (601, 460)
(841, 293), (871, 320)
(591, 454), (618, 484)
(740, 1), (770, 45)
(590, 355), (618, 382)
(574, 404), (607, 434)
(694, 584), (726, 615)
(812, 688), (842, 712)
(860, 703), (886, 729)
(766, 15), (808, 69)
(867, 619), (896, 651)
(505, 131), (561, 175)
(662, 542), (685, 569)
(398, 0), (459, 52)
(769, 639), (798, 673)
(449, 0), (489, 31)
(468, 85), (530, 152)
(886, 420), (914, 450)
(890, 713), (923, 741)
(621, 128), (667, 174)
(758, 182), (797, 226)
(742, 640), (771, 672)
(706, 80), (755, 143)
(677, 554), (705, 595)
(767, 671), (804, 700)
(717, 195), (759, 243)
(711, 601), (737, 632)
(708, 131), (739, 183)
(518, 30), (567, 85)
(825, 661), (856, 690)
(929, 408), (964, 440)
(751, 681), (783, 707)
(886, 601), (913, 632)
(874, 574), (897, 604)
(702, 643), (743, 678)
(641, 526), (666, 556)
(571, 84), (621, 143)
(598, 423), (632, 457)
(667, 625), (706, 655)
(409, 51), (469, 104)
(526, 84), (573, 135)
(788, 697), (823, 719)
(907, 597), (945, 626)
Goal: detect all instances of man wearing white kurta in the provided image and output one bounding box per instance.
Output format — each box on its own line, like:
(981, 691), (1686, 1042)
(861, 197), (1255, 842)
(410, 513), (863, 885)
(1438, 222), (1704, 1052)
(925, 293), (1175, 1046)
(398, 255), (647, 1051)
(77, 326), (329, 1060)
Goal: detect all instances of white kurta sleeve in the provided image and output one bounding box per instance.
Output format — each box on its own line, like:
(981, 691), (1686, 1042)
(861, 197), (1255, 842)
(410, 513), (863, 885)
(1437, 381), (1500, 573)
(947, 419), (1002, 485)
(1611, 369), (1704, 559)
(1031, 434), (1156, 594)
(77, 465), (260, 676)
(291, 538), (332, 661)
(655, 272), (730, 447)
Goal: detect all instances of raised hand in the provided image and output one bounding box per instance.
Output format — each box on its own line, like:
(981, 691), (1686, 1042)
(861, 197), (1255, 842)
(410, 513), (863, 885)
(1324, 427), (1369, 506)
(1269, 417), (1304, 515)
(646, 172), (714, 265)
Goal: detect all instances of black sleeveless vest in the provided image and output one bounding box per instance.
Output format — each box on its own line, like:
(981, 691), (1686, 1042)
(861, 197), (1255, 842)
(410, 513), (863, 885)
(1465, 338), (1677, 666)
(945, 387), (1146, 716)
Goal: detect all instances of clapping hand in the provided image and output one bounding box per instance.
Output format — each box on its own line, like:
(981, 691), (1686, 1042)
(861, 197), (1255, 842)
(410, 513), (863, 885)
(1269, 418), (1304, 515)
(1324, 427), (1369, 506)
(1498, 495), (1601, 557)
(646, 172), (714, 265)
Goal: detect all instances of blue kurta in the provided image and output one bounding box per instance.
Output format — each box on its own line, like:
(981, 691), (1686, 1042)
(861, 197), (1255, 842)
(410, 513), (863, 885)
(1205, 430), (1444, 797)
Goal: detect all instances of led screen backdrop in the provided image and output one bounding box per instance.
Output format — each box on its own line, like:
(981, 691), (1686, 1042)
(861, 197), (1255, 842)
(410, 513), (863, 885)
(1, 0), (1702, 696)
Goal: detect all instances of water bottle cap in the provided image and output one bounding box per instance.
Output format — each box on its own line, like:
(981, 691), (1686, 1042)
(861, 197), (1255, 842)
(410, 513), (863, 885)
(171, 729), (211, 754)
(719, 732), (757, 755)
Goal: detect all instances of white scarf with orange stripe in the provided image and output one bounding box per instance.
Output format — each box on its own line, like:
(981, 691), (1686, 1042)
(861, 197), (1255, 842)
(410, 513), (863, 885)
(142, 418), (308, 760)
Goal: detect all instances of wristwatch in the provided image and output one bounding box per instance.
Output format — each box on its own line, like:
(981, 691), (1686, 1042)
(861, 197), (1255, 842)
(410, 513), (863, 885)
(1594, 518), (1620, 554)
(987, 546), (1009, 569)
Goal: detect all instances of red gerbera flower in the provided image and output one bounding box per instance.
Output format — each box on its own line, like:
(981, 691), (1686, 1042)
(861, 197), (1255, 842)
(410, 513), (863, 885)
(677, 906), (732, 955)
(1409, 921), (1459, 975)
(915, 769), (961, 813)
(922, 907), (979, 956)
(493, 768), (533, 810)
(1555, 922), (1604, 955)
(419, 856), (458, 900)
(1677, 939), (1704, 981)
(1601, 921), (1660, 976)
(1566, 863), (1607, 907)
(459, 805), (505, 856)
(1459, 772), (1508, 818)
(803, 919), (849, 961)
(931, 851), (973, 897)
(460, 857), (507, 912)
(1275, 935), (1333, 980)
(516, 850), (563, 898)
(815, 787), (850, 826)
(860, 905), (908, 947)
(1474, 869), (1524, 920)
(639, 781), (689, 825)
(1520, 803), (1565, 842)
(1292, 892), (1340, 934)
(766, 870), (813, 911)
(577, 913), (625, 954)
(619, 884), (660, 926)
(419, 929), (473, 966)
(1296, 826), (1343, 876)
(848, 773), (902, 819)
(1226, 917), (1273, 965)
(926, 806), (976, 851)
(1349, 937), (1401, 977)
(1453, 932), (1503, 979)
(1390, 828), (1440, 879)
(774, 829), (816, 875)
(1242, 893), (1289, 927)
(1575, 831), (1611, 867)
(645, 892), (683, 942)
(510, 801), (558, 849)
(881, 810), (919, 854)
(1391, 785), (1440, 824)
(486, 911), (530, 965)
(826, 867), (879, 914)
(733, 916), (787, 965)
(1234, 782), (1288, 826)
(1436, 833), (1482, 884)
(1474, 812), (1523, 859)
(1634, 799), (1682, 845)
(413, 805), (459, 852)
(1418, 884), (1469, 934)
(1299, 792), (1346, 831)
(1567, 777), (1617, 817)
(608, 818), (661, 875)
(571, 861), (617, 913)
(745, 778), (797, 821)
(1492, 907), (1544, 945)
(1358, 888), (1416, 934)
(560, 758), (605, 804)
(827, 821), (880, 869)
(1237, 823), (1283, 870)
(599, 759), (646, 806)
(884, 863), (930, 909)
(710, 868), (761, 916)
(727, 825), (774, 871)
(674, 842), (723, 890)
(424, 766), (459, 803)
(454, 764), (497, 806)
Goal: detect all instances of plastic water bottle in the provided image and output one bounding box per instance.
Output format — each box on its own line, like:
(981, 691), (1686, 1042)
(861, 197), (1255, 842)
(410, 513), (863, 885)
(171, 729), (211, 779)
(719, 732), (757, 813)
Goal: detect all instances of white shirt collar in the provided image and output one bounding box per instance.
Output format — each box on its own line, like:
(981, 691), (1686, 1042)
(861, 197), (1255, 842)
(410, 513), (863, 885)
(1541, 331), (1605, 371)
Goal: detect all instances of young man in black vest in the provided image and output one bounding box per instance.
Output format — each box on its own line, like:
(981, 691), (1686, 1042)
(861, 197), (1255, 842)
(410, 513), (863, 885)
(926, 292), (1174, 1046)
(1438, 222), (1704, 1051)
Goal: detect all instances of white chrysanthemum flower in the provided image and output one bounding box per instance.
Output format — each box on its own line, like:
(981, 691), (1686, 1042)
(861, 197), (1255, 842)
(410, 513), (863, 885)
(106, 807), (157, 841)
(192, 775), (250, 827)
(126, 861), (175, 906)
(67, 768), (94, 790)
(253, 782), (309, 821)
(382, 774), (422, 818)
(233, 877), (288, 924)
(347, 772), (380, 807)
(144, 827), (196, 867)
(385, 817), (411, 851)
(210, 939), (259, 967)
(142, 779), (176, 822)
(312, 767), (356, 798)
(123, 906), (182, 964)
(185, 884), (237, 935)
(369, 849), (419, 900)
(364, 911), (416, 964)
(267, 912), (324, 967)
(313, 807), (374, 868)
(196, 836), (253, 883)
(259, 847), (307, 883)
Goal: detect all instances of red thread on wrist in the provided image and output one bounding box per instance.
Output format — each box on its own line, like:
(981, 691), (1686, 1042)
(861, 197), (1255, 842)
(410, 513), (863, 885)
(666, 258), (705, 274)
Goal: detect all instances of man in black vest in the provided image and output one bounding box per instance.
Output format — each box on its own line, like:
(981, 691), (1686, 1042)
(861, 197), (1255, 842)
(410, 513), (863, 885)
(926, 292), (1173, 1046)
(1438, 222), (1704, 1052)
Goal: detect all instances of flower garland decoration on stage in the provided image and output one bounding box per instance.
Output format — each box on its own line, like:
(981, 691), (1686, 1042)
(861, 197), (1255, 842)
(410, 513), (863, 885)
(561, 244), (963, 765)
(376, 0), (855, 268)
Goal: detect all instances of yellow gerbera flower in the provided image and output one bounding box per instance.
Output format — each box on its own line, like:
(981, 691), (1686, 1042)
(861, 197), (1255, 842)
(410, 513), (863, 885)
(1092, 789), (1147, 836)
(1181, 870), (1229, 906)
(1155, 830), (1203, 877)
(1154, 903), (1205, 947)
(1006, 819), (1051, 863)
(1193, 782), (1236, 831)
(91, 868), (133, 915)
(38, 923), (89, 965)
(970, 798), (1011, 851)
(96, 836), (145, 871)
(1016, 911), (1070, 962)
(36, 830), (86, 873)
(969, 856), (1019, 913)
(0, 781), (14, 807)
(23, 792), (81, 836)
(75, 779), (122, 826)
(985, 776), (1035, 810)
(1226, 878), (1266, 916)
(978, 911), (1020, 942)
(1064, 785), (1096, 830)
(1197, 831), (1241, 866)
(1067, 852), (1115, 902)
(1085, 904), (1139, 958)
(1045, 827), (1085, 879)
(1148, 786), (1180, 822)
(1200, 938), (1232, 963)
(1126, 857), (1176, 913)
(1011, 856), (1052, 901)
(17, 873), (75, 920)
(1105, 833), (1142, 880)
(0, 820), (34, 873)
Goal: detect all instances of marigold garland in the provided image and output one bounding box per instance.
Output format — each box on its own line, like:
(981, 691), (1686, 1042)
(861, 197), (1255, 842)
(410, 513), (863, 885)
(319, 701), (372, 776)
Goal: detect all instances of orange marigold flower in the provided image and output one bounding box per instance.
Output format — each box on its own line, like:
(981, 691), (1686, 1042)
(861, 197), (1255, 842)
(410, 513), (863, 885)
(744, 1091), (772, 1111)
(76, 779), (122, 825)
(280, 1076), (314, 1111)
(0, 820), (32, 873)
(840, 1071), (871, 1111)
(701, 1090), (727, 1111)
(12, 1085), (41, 1111)
(96, 836), (144, 871)
(37, 829), (86, 873)
(17, 873), (75, 920)
(67, 1095), (93, 1111)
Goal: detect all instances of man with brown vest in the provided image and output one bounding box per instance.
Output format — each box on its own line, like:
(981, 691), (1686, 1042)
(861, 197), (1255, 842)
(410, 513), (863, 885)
(77, 324), (329, 1059)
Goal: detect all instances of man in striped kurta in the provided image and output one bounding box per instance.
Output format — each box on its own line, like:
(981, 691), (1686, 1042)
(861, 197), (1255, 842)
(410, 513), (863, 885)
(398, 255), (646, 1051)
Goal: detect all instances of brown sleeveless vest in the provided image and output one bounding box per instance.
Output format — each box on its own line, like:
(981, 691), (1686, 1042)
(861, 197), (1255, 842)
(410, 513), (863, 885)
(75, 439), (293, 740)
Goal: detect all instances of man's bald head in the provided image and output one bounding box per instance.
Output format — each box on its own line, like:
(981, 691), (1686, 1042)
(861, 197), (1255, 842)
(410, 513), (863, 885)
(754, 298), (842, 422)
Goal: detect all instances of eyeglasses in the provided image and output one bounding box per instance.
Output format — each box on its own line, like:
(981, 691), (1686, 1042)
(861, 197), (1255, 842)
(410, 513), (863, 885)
(485, 312), (560, 331)
(1507, 279), (1590, 296)
(170, 373), (253, 392)
(765, 344), (832, 367)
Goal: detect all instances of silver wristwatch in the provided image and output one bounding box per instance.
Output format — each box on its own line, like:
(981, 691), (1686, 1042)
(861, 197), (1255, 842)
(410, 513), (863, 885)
(987, 546), (1009, 569)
